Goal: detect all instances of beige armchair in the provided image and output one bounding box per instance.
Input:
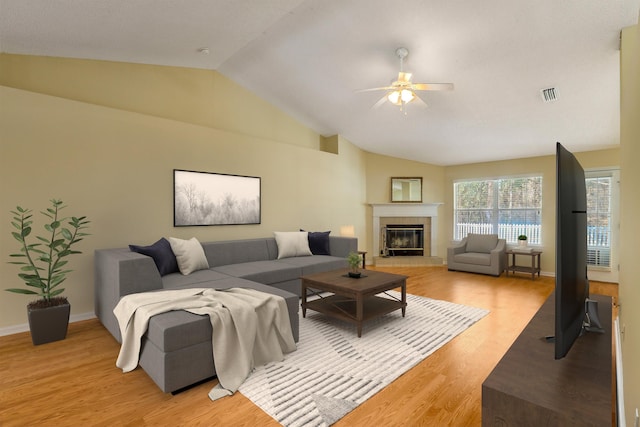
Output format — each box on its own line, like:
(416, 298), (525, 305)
(447, 233), (506, 276)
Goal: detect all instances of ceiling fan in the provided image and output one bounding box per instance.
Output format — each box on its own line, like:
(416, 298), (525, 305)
(358, 47), (454, 110)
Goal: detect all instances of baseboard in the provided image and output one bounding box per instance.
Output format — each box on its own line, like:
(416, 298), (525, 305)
(0, 311), (96, 337)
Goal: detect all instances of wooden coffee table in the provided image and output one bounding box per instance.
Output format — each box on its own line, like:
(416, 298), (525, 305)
(300, 268), (408, 337)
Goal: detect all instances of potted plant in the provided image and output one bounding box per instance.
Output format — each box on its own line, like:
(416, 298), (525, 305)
(7, 199), (90, 345)
(518, 235), (528, 247)
(346, 251), (362, 278)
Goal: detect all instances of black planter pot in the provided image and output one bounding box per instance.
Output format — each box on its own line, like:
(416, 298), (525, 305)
(348, 271), (362, 278)
(27, 302), (71, 345)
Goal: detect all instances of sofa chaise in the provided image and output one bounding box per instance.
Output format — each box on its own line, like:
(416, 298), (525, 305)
(447, 233), (506, 276)
(95, 234), (356, 393)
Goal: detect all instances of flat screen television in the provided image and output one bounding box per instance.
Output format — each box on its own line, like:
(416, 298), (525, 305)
(554, 142), (590, 359)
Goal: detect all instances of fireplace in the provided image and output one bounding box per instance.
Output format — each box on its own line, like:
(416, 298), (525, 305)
(384, 224), (424, 256)
(370, 203), (442, 260)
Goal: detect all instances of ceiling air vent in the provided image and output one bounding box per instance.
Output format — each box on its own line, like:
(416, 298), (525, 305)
(540, 87), (558, 103)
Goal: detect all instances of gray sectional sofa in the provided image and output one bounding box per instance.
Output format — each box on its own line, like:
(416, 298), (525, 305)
(94, 235), (356, 393)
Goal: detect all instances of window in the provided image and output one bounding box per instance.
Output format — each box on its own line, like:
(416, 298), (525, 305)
(454, 176), (543, 244)
(585, 172), (613, 269)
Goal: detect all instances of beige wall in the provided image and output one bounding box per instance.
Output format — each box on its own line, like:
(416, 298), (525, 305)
(0, 54), (320, 150)
(0, 55), (368, 329)
(620, 23), (640, 424)
(364, 153), (446, 256)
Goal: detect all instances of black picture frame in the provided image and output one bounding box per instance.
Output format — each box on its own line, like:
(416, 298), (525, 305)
(173, 169), (261, 226)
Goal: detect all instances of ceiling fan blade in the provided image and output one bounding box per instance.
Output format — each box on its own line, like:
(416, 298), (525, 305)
(412, 83), (454, 91)
(356, 86), (395, 93)
(413, 93), (428, 107)
(372, 93), (390, 109)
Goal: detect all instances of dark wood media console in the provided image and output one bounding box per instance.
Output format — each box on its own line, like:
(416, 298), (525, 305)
(482, 294), (612, 426)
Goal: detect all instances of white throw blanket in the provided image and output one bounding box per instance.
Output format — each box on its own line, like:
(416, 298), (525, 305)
(113, 287), (296, 400)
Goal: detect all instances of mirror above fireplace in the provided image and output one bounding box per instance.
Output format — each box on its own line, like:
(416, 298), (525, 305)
(391, 177), (422, 203)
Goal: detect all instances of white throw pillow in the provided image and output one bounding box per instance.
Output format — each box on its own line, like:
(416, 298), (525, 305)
(168, 237), (210, 275)
(274, 231), (312, 259)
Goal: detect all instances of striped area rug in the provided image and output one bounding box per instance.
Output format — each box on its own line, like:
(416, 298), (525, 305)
(239, 292), (489, 426)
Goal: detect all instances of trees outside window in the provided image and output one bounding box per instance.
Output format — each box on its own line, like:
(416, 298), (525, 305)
(454, 176), (543, 244)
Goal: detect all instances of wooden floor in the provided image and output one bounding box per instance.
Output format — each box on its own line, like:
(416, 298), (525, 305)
(0, 266), (618, 426)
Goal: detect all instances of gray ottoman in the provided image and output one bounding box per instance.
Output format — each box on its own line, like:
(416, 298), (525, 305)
(138, 278), (299, 393)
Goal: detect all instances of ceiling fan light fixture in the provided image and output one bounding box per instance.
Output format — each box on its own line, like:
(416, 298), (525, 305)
(387, 90), (401, 105)
(401, 89), (415, 103)
(387, 89), (416, 106)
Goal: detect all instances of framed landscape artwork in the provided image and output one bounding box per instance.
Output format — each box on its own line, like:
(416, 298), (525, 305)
(174, 169), (261, 226)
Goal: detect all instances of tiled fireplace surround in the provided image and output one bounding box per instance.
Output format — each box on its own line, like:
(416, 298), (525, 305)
(370, 203), (442, 262)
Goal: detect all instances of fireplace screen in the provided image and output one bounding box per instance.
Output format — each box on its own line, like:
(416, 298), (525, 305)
(384, 224), (424, 256)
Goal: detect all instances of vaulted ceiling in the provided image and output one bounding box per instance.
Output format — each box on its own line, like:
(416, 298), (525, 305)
(1, 0), (639, 165)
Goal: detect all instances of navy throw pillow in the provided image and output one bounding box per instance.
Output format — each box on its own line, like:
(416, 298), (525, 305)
(301, 230), (331, 255)
(129, 237), (179, 276)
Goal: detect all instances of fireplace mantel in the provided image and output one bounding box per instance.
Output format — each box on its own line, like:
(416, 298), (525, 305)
(370, 203), (443, 257)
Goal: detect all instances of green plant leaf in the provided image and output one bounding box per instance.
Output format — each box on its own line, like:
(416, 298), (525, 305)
(25, 281), (45, 289)
(50, 288), (65, 297)
(18, 270), (43, 278)
(50, 276), (66, 288)
(61, 228), (72, 239)
(5, 288), (39, 295)
(19, 271), (44, 279)
(56, 249), (70, 257)
(19, 277), (45, 288)
(11, 231), (24, 243)
(51, 239), (66, 249)
(22, 226), (31, 237)
(53, 259), (68, 269)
